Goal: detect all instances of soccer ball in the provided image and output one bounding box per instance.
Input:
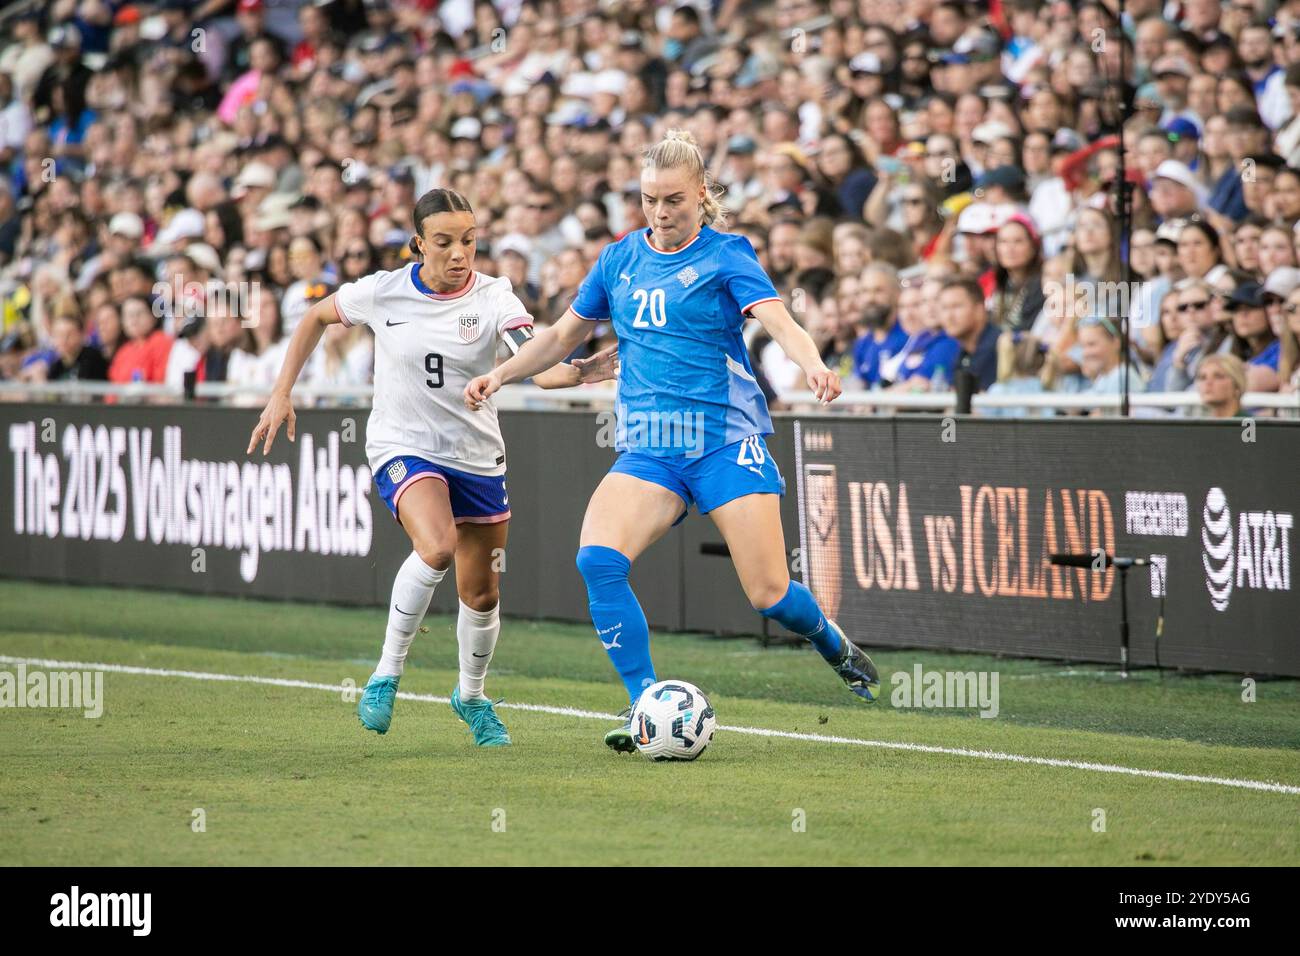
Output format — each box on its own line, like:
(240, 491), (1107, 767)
(630, 680), (716, 761)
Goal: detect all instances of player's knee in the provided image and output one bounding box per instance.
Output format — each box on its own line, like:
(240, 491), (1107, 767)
(576, 544), (630, 588)
(414, 541), (455, 571)
(459, 586), (499, 612)
(747, 580), (791, 613)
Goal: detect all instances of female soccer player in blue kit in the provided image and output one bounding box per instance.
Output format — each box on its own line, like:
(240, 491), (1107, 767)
(466, 130), (880, 752)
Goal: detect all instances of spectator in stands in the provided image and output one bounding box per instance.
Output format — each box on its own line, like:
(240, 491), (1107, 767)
(897, 178), (948, 263)
(1256, 223), (1297, 277)
(813, 132), (876, 221)
(1150, 160), (1205, 221)
(1145, 288), (1186, 394)
(850, 263), (905, 388)
(338, 239), (375, 285)
(89, 303), (123, 366)
(1208, 107), (1266, 222)
(1079, 315), (1147, 406)
(6, 0), (1300, 421)
(1177, 218), (1228, 284)
(881, 274), (938, 387)
(1231, 216), (1265, 273)
(929, 276), (1000, 392)
(1167, 278), (1224, 391)
(1279, 283), (1300, 393)
(107, 295), (171, 385)
(1070, 207), (1124, 288)
(983, 332), (1048, 417)
(312, 319), (374, 393)
(244, 290), (286, 387)
(1195, 352), (1248, 417)
(988, 215), (1045, 333)
(46, 311), (107, 382)
(1224, 281), (1281, 391)
(280, 236), (335, 337)
(1129, 227), (1158, 281)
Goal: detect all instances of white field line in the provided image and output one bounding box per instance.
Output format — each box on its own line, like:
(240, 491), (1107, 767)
(2, 654), (1298, 796)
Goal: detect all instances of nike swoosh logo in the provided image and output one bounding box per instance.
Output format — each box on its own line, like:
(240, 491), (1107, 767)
(471, 652), (490, 658)
(395, 605), (413, 615)
(386, 319), (409, 327)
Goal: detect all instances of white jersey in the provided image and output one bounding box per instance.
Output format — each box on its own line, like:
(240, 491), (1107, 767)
(333, 265), (533, 477)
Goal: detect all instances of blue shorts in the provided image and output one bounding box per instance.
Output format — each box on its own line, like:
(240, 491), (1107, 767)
(375, 456), (510, 524)
(609, 435), (785, 522)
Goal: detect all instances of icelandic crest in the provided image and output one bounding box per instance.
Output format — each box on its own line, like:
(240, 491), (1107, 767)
(459, 312), (481, 342)
(677, 266), (700, 288)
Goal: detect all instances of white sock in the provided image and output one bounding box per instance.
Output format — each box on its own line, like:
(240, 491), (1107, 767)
(375, 552), (446, 677)
(457, 600), (500, 700)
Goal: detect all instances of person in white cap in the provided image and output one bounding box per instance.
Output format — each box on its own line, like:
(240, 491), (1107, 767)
(956, 202), (1015, 279)
(153, 207), (206, 251)
(75, 212), (146, 290)
(232, 162), (277, 205)
(1150, 160), (1205, 220)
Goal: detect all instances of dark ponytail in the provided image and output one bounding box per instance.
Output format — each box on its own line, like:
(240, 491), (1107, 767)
(410, 187), (475, 258)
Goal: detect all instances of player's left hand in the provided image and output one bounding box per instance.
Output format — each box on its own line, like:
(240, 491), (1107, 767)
(808, 367), (842, 405)
(571, 345), (619, 384)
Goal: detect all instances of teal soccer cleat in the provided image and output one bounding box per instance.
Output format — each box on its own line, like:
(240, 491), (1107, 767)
(358, 674), (400, 734)
(604, 706), (636, 754)
(827, 620), (882, 701)
(450, 686), (512, 747)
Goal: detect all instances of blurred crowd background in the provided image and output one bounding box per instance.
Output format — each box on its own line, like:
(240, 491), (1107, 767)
(4, 0), (1300, 418)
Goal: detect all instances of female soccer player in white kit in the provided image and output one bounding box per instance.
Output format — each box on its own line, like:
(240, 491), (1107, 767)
(248, 188), (616, 747)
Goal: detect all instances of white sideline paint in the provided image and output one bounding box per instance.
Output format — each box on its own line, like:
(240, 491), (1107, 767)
(3, 654), (1298, 796)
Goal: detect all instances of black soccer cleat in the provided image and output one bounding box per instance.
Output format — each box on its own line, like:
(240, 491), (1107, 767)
(829, 621), (881, 701)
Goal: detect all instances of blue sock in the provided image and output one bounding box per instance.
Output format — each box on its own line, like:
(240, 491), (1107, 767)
(760, 581), (844, 661)
(576, 545), (656, 707)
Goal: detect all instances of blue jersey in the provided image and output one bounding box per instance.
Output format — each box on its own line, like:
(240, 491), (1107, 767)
(852, 320), (909, 387)
(571, 226), (780, 458)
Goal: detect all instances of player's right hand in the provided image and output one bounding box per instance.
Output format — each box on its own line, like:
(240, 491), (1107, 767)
(464, 371), (502, 410)
(247, 392), (295, 455)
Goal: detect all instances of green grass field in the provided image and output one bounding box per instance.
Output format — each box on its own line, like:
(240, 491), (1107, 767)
(2, 579), (1297, 866)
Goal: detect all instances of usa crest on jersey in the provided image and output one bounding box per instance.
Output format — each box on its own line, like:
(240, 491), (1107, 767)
(459, 312), (481, 342)
(386, 459), (408, 483)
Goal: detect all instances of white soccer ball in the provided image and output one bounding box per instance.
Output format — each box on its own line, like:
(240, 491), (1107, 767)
(631, 680), (716, 761)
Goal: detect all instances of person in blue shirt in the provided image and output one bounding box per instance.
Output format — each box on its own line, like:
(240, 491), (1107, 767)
(465, 129), (882, 751)
(1225, 281), (1282, 391)
(910, 278), (1000, 391)
(850, 263), (908, 387)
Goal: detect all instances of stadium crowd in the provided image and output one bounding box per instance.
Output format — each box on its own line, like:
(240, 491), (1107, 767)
(2, 0), (1300, 418)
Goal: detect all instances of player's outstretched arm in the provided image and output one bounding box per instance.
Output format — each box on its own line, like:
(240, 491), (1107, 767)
(465, 307), (592, 408)
(748, 299), (842, 404)
(246, 294), (340, 455)
(531, 344), (619, 389)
